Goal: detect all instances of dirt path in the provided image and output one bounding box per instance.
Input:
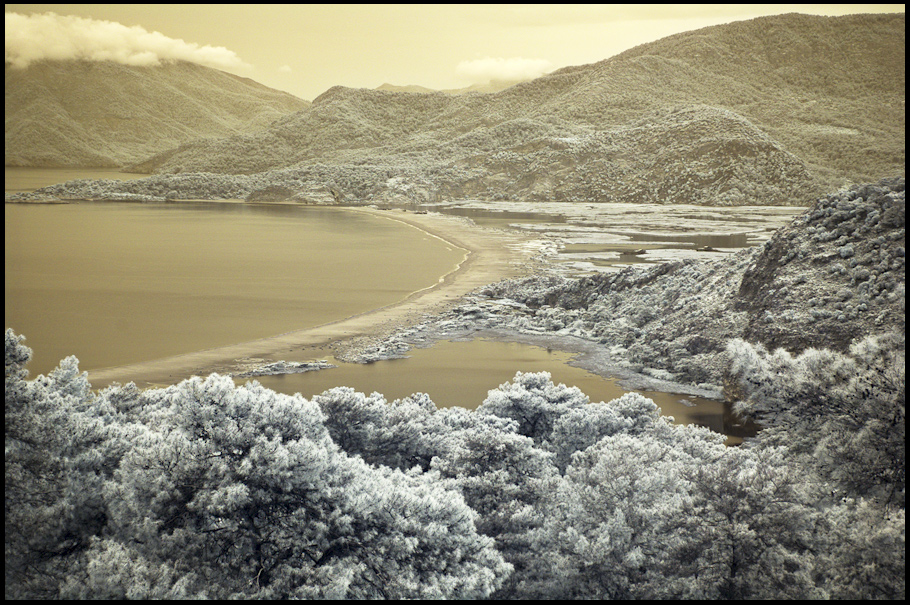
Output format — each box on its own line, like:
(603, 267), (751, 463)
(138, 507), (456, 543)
(87, 207), (543, 389)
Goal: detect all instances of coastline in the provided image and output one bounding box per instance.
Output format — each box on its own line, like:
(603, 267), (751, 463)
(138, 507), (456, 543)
(87, 206), (546, 389)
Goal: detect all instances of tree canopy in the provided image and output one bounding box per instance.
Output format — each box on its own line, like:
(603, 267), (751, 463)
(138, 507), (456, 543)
(5, 329), (904, 599)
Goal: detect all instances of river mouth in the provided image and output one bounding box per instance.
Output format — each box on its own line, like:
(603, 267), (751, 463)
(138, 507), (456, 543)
(7, 170), (777, 443)
(412, 199), (802, 274)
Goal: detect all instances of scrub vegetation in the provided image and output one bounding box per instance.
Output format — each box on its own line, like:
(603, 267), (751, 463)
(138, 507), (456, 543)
(5, 179), (904, 599)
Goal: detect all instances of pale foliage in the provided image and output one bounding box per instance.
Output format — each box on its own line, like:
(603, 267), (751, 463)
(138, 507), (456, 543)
(5, 332), (904, 599)
(726, 332), (905, 504)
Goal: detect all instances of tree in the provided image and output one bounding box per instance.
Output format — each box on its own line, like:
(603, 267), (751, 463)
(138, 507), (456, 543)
(685, 444), (825, 599)
(817, 499), (905, 600)
(7, 331), (904, 599)
(83, 374), (509, 599)
(432, 425), (559, 599)
(549, 391), (665, 473)
(314, 387), (523, 470)
(5, 330), (105, 599)
(726, 333), (905, 504)
(535, 428), (719, 599)
(476, 371), (588, 445)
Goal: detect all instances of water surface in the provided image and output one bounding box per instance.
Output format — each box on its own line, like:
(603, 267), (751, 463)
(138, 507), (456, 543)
(6, 170), (761, 441)
(247, 338), (756, 443)
(420, 200), (802, 273)
(5, 201), (464, 375)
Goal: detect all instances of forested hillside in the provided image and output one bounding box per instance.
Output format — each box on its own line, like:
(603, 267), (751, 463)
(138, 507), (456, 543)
(130, 13), (903, 206)
(4, 59), (309, 168)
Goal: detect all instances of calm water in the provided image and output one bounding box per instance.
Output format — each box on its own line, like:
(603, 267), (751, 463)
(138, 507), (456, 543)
(247, 338), (755, 443)
(6, 169), (755, 441)
(5, 201), (465, 375)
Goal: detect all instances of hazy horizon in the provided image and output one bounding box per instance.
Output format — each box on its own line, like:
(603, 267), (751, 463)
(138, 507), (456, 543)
(5, 4), (905, 100)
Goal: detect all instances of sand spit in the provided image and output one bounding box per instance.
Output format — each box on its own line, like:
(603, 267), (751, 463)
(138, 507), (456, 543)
(87, 207), (546, 389)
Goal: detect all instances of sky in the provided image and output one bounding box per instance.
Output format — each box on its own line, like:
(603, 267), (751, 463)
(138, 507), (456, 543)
(5, 4), (906, 100)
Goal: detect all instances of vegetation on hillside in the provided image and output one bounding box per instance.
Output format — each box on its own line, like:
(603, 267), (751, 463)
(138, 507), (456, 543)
(5, 328), (904, 599)
(4, 59), (309, 168)
(123, 13), (903, 206)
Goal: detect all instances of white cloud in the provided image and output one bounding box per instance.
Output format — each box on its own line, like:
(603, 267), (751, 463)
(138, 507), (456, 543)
(4, 12), (250, 70)
(278, 64), (293, 73)
(455, 56), (553, 83)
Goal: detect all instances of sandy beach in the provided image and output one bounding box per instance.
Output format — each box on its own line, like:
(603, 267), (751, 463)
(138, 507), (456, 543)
(87, 206), (543, 389)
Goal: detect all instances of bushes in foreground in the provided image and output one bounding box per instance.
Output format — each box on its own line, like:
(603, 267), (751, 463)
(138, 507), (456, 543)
(5, 329), (904, 599)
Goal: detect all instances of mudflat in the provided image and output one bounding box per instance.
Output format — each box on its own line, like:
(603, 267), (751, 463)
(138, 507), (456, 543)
(87, 207), (542, 389)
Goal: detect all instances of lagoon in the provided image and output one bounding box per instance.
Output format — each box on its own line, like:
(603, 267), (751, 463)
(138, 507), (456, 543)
(5, 168), (763, 440)
(5, 201), (465, 376)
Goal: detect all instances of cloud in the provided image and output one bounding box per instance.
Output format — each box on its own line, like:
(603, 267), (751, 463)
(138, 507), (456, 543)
(278, 64), (293, 73)
(455, 56), (553, 83)
(4, 12), (250, 70)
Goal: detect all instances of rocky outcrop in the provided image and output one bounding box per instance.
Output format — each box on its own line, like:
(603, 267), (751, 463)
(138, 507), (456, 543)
(736, 177), (905, 352)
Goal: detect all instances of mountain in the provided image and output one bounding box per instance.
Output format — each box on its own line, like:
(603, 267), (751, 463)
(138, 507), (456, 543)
(8, 13), (903, 207)
(4, 59), (309, 168)
(126, 13), (902, 207)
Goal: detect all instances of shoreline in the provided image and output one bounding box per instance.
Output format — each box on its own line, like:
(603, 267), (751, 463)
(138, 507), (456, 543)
(87, 206), (546, 389)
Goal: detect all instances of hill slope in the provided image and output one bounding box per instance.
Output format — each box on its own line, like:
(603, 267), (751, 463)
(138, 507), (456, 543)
(135, 13), (903, 206)
(4, 59), (309, 168)
(385, 177), (904, 390)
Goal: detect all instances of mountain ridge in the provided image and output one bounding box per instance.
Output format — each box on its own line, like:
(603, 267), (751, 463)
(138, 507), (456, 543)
(127, 13), (903, 206)
(377, 79), (530, 95)
(6, 13), (904, 207)
(4, 59), (309, 168)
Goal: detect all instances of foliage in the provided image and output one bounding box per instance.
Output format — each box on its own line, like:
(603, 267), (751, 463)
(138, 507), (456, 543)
(5, 330), (904, 599)
(726, 332), (905, 505)
(5, 332), (110, 599)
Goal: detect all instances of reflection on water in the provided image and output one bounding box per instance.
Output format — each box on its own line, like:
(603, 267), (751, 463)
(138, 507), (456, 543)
(5, 202), (464, 375)
(245, 339), (756, 443)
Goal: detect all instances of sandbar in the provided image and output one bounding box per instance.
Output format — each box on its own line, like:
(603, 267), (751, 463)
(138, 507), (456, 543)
(87, 206), (544, 389)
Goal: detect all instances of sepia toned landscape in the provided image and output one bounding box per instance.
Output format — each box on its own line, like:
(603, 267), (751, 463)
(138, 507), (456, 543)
(5, 6), (904, 600)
